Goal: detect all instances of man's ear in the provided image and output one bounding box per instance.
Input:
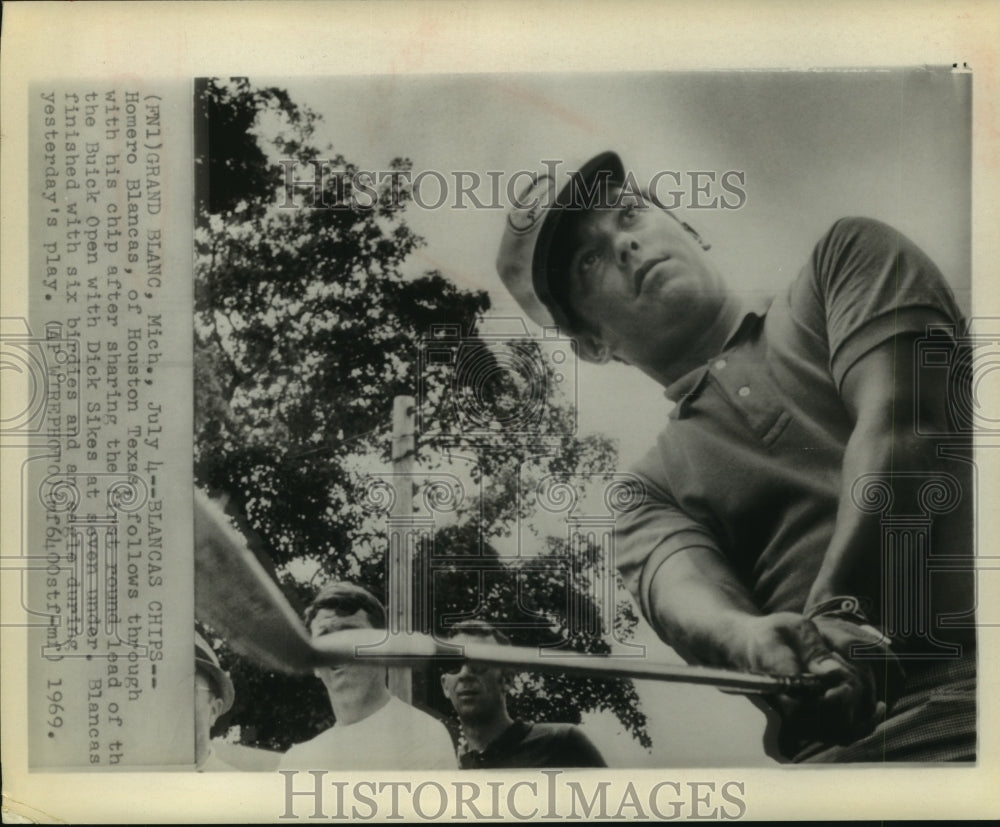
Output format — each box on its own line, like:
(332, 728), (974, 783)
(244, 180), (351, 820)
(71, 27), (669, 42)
(500, 668), (516, 693)
(575, 331), (612, 365)
(440, 673), (450, 695)
(209, 695), (225, 726)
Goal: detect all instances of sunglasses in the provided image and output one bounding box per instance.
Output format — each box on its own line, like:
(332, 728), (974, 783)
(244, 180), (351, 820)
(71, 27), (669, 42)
(442, 659), (494, 676)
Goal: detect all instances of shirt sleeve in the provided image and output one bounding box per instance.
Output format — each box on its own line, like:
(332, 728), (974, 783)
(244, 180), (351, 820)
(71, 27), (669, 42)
(563, 727), (608, 767)
(615, 440), (724, 631)
(809, 217), (964, 390)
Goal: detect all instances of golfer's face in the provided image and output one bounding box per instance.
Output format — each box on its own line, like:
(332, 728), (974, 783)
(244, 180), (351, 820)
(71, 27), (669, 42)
(564, 191), (728, 370)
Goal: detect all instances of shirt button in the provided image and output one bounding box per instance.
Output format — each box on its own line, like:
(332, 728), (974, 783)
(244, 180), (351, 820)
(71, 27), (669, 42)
(714, 358), (727, 370)
(738, 385), (751, 397)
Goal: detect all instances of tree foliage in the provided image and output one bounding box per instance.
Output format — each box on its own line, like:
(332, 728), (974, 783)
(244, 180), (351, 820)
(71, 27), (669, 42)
(194, 78), (649, 753)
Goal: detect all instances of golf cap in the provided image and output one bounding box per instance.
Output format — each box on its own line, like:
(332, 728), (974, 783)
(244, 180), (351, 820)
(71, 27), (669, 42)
(495, 151), (625, 334)
(195, 631), (235, 713)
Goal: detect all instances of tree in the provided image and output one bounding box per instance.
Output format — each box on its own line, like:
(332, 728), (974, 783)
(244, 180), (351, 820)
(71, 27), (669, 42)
(194, 77), (322, 222)
(194, 78), (649, 753)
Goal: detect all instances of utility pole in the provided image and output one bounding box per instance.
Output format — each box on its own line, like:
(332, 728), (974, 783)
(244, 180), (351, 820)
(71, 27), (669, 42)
(388, 395), (414, 702)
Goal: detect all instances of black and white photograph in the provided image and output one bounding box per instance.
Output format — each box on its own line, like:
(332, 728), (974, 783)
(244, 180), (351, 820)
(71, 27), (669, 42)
(2, 1), (999, 822)
(190, 68), (977, 773)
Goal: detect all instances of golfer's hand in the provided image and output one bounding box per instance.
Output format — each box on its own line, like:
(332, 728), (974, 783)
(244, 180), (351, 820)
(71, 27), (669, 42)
(733, 612), (884, 748)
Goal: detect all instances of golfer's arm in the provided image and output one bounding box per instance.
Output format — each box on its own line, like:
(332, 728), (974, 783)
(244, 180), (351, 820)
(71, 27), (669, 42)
(806, 333), (946, 609)
(646, 545), (764, 668)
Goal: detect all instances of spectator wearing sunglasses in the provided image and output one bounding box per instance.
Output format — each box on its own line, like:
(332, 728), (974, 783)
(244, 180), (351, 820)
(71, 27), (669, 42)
(440, 620), (607, 769)
(279, 581), (457, 770)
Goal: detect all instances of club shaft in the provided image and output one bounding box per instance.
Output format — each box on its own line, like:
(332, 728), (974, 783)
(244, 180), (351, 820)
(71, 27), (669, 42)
(311, 631), (822, 695)
(194, 492), (821, 696)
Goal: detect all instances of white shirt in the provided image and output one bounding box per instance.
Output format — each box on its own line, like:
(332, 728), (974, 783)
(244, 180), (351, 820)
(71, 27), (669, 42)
(197, 748), (241, 772)
(278, 696), (456, 771)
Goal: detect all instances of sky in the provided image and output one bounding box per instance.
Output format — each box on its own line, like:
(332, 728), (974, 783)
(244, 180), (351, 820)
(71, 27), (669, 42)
(277, 69), (971, 470)
(257, 69), (972, 766)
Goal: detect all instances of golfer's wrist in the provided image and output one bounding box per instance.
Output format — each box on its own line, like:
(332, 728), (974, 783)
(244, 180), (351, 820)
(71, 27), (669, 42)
(646, 553), (763, 666)
(654, 604), (765, 669)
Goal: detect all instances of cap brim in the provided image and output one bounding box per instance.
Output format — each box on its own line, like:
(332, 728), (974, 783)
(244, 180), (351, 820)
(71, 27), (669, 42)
(197, 660), (236, 713)
(530, 151), (625, 330)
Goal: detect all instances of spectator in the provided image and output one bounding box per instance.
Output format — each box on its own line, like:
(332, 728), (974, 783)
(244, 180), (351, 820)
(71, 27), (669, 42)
(195, 631), (238, 772)
(278, 582), (456, 770)
(441, 620), (607, 768)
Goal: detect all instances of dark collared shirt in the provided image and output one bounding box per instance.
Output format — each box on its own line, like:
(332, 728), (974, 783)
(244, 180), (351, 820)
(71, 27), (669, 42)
(459, 720), (607, 769)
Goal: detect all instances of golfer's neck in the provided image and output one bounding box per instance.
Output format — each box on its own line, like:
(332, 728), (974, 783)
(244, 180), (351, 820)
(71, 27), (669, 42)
(645, 294), (746, 388)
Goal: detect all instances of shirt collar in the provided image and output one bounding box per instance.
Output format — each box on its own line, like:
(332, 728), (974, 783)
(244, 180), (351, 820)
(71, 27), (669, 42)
(460, 720), (530, 767)
(663, 299), (771, 410)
